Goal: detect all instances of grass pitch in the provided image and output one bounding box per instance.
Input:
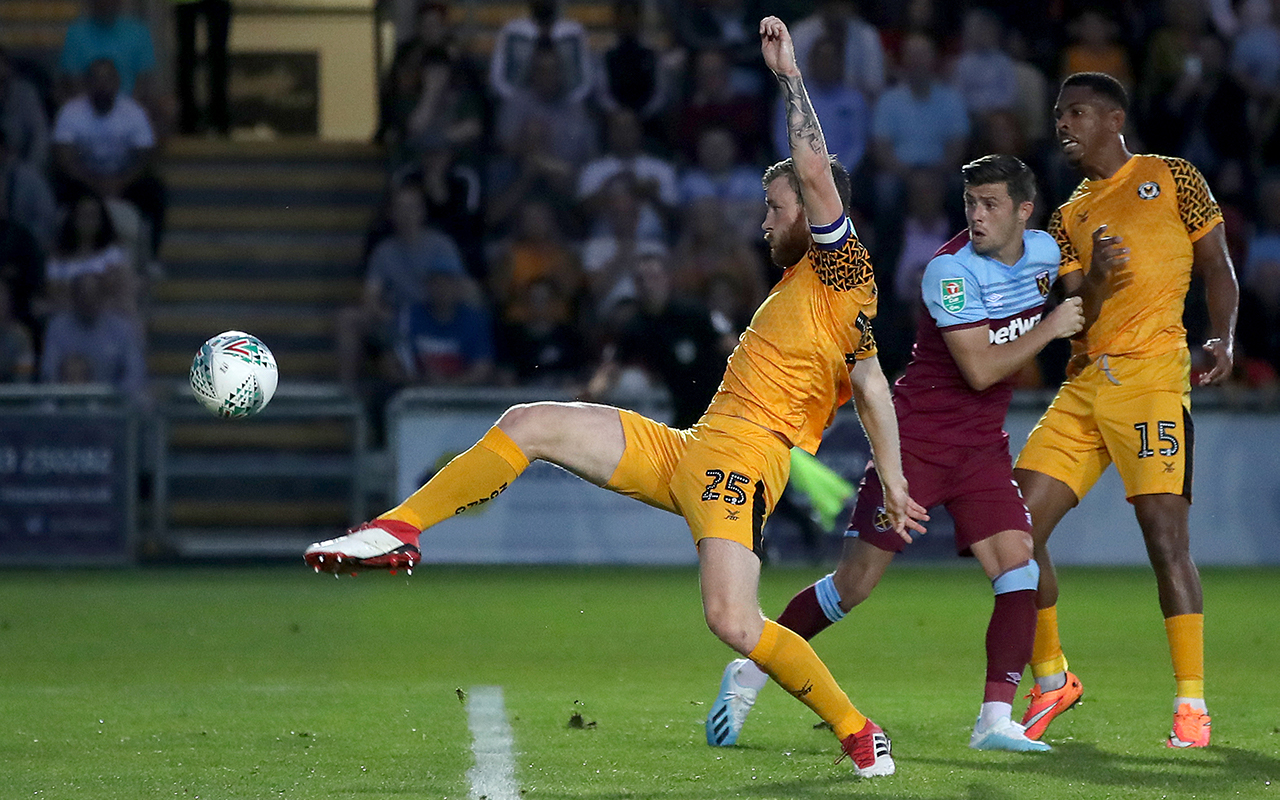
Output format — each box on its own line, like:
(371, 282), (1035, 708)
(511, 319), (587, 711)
(0, 565), (1276, 799)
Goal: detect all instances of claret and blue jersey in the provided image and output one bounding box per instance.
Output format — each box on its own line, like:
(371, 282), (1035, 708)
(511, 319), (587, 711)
(893, 229), (1061, 447)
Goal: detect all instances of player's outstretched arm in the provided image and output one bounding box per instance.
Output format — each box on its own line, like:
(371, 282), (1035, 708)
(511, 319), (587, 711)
(759, 16), (843, 227)
(942, 297), (1085, 391)
(848, 356), (929, 540)
(1193, 224), (1239, 385)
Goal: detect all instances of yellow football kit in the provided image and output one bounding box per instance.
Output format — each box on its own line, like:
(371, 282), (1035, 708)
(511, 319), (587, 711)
(1017, 155), (1222, 499)
(607, 215), (880, 552)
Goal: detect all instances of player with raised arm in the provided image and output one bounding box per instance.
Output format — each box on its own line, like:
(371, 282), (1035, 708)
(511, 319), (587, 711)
(1014, 72), (1239, 747)
(705, 154), (1086, 752)
(304, 16), (926, 777)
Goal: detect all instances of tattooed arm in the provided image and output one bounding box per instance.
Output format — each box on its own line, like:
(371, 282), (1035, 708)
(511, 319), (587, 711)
(759, 15), (844, 227)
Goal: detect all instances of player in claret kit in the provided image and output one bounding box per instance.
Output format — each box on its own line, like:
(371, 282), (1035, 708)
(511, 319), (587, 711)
(1015, 72), (1239, 748)
(705, 154), (1086, 752)
(305, 16), (928, 777)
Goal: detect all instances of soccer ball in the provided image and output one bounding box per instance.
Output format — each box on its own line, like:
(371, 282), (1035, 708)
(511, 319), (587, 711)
(189, 331), (279, 418)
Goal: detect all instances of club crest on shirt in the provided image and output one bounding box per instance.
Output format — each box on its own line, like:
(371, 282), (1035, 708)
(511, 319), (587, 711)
(941, 278), (966, 313)
(1035, 270), (1052, 297)
(873, 506), (891, 532)
(1138, 181), (1161, 200)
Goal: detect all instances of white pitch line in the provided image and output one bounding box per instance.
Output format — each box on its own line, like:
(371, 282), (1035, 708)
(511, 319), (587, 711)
(466, 685), (521, 800)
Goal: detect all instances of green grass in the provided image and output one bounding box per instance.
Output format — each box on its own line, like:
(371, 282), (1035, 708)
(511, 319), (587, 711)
(0, 566), (1276, 799)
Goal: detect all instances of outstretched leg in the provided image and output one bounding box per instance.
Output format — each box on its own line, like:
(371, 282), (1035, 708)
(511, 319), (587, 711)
(305, 402), (627, 572)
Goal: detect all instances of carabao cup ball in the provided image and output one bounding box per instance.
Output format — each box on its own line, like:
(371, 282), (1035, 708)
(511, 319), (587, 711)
(189, 331), (279, 418)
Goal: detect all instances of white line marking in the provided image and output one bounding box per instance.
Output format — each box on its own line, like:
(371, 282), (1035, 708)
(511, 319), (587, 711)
(466, 685), (520, 800)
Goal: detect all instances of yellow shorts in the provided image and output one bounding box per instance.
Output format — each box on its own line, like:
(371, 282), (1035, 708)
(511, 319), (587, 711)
(605, 410), (791, 555)
(1016, 349), (1193, 501)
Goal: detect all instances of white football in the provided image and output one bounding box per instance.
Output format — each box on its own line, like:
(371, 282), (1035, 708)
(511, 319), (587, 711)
(189, 331), (279, 418)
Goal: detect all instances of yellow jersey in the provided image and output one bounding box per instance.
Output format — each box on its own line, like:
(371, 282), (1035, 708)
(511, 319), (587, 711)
(1049, 154), (1222, 362)
(705, 215), (878, 454)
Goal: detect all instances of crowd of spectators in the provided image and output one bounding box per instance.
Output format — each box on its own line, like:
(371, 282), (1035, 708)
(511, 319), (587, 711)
(352, 0), (1280, 416)
(0, 0), (163, 400)
(3, 0), (1280, 415)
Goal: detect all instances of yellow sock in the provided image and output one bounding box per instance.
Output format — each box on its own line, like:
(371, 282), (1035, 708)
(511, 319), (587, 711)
(748, 619), (866, 739)
(1030, 606), (1069, 679)
(381, 427), (529, 531)
(1165, 613), (1205, 699)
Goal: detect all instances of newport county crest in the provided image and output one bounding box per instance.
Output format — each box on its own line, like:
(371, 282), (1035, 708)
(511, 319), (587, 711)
(940, 278), (966, 313)
(1035, 270), (1052, 297)
(1138, 181), (1161, 200)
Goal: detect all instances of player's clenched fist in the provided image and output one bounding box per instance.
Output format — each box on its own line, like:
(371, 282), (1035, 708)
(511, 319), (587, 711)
(759, 16), (799, 76)
(1045, 295), (1085, 339)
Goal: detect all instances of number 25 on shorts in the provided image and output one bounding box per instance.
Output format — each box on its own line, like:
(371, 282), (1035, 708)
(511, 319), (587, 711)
(702, 469), (751, 505)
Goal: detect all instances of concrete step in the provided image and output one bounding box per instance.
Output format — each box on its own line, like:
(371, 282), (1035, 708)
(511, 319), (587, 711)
(150, 308), (334, 338)
(152, 277), (361, 304)
(169, 205), (374, 233)
(167, 499), (349, 527)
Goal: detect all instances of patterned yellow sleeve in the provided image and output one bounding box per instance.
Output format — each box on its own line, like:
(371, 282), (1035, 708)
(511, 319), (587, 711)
(1047, 207), (1081, 275)
(1162, 156), (1224, 242)
(850, 311), (877, 361)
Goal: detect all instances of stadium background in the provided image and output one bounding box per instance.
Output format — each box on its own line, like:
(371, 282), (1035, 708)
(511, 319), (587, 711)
(0, 0), (1277, 565)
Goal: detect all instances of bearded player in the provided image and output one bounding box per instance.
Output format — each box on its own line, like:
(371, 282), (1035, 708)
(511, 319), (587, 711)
(705, 154), (1085, 752)
(305, 16), (928, 777)
(1014, 72), (1238, 747)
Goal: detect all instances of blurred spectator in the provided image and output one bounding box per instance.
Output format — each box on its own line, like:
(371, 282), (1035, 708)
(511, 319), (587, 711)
(496, 276), (588, 388)
(393, 267), (495, 386)
(0, 129), (57, 250)
(0, 277), (35, 383)
(46, 192), (135, 315)
(488, 199), (581, 328)
(337, 183), (467, 388)
(172, 0), (231, 135)
(871, 33), (969, 216)
(578, 108), (677, 239)
(880, 0), (961, 66)
(379, 1), (485, 167)
(1140, 0), (1208, 127)
(1060, 8), (1134, 89)
(488, 42), (595, 230)
(584, 254), (728, 428)
(669, 48), (767, 165)
(58, 0), (157, 107)
(392, 145), (485, 279)
(1147, 33), (1251, 172)
(666, 0), (765, 95)
(677, 126), (763, 243)
(1231, 0), (1280, 143)
(596, 0), (671, 127)
(790, 0), (886, 99)
(771, 36), (869, 173)
(581, 175), (667, 318)
(40, 271), (147, 401)
(0, 46), (50, 169)
(670, 198), (767, 313)
(489, 0), (592, 104)
(1242, 173), (1280, 322)
(890, 167), (951, 309)
(0, 208), (44, 337)
(950, 8), (1018, 119)
(52, 59), (165, 258)
(1004, 29), (1051, 151)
